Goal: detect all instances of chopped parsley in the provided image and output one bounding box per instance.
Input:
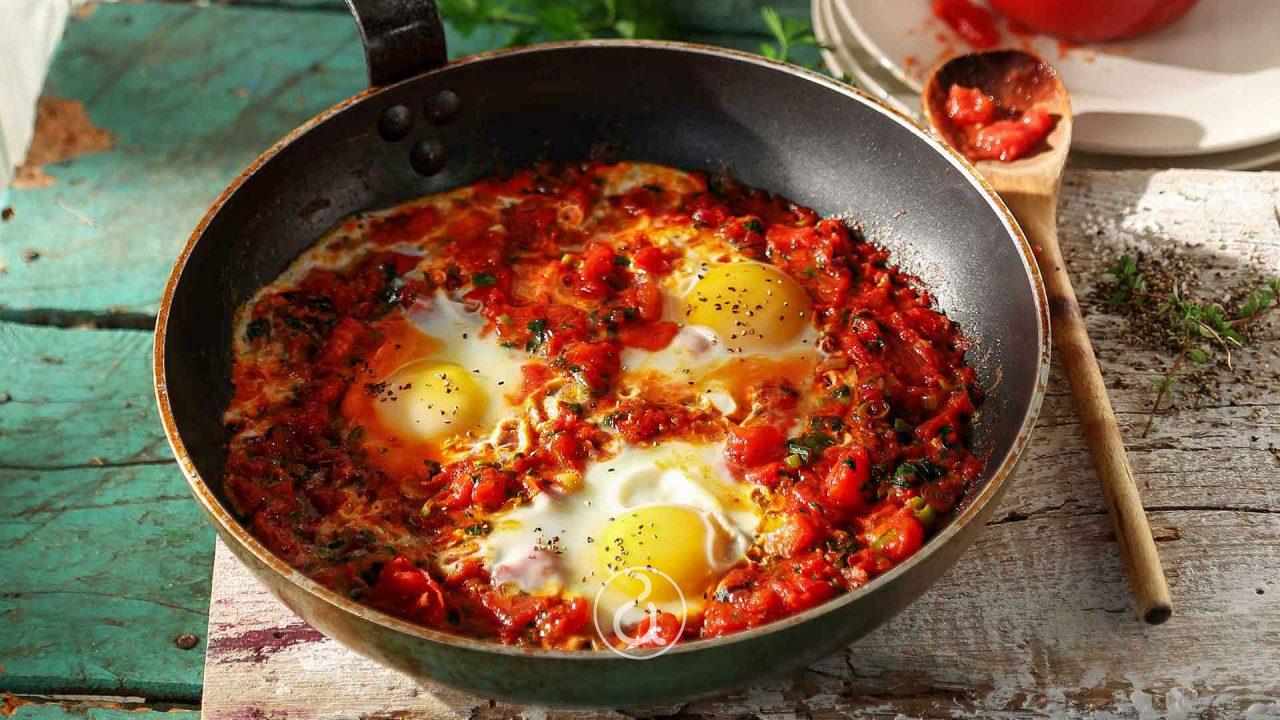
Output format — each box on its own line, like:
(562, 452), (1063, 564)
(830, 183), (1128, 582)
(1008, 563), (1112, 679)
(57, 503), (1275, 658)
(891, 459), (946, 487)
(785, 429), (835, 465)
(525, 318), (548, 352)
(464, 521), (492, 537)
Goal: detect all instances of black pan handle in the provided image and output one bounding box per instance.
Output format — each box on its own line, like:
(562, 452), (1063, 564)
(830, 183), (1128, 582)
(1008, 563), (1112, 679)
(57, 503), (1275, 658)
(345, 0), (449, 87)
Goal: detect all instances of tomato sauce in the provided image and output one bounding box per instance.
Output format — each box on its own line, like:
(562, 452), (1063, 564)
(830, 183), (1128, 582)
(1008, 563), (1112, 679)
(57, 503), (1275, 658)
(222, 162), (983, 649)
(944, 84), (1055, 162)
(932, 0), (1001, 49)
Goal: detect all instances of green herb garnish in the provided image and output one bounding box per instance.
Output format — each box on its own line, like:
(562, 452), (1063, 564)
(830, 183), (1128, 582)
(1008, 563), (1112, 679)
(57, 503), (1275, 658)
(464, 521), (492, 536)
(785, 430), (835, 465)
(525, 317), (548, 352)
(891, 459), (945, 487)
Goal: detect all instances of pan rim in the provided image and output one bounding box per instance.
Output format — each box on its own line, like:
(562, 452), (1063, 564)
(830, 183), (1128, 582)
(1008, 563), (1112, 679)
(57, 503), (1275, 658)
(153, 38), (1051, 662)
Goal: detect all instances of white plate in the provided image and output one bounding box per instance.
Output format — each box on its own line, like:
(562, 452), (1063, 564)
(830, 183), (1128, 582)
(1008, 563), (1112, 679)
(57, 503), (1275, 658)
(812, 0), (918, 117)
(834, 0), (1280, 157)
(815, 0), (1280, 170)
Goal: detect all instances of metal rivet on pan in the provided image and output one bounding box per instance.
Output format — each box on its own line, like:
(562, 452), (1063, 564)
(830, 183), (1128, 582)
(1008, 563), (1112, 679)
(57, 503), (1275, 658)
(426, 90), (460, 124)
(409, 140), (447, 176)
(378, 104), (413, 142)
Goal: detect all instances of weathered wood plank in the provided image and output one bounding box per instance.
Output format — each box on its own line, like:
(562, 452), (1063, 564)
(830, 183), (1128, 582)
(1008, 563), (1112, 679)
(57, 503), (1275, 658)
(0, 321), (212, 700)
(201, 169), (1280, 718)
(0, 462), (212, 700)
(1, 696), (198, 720)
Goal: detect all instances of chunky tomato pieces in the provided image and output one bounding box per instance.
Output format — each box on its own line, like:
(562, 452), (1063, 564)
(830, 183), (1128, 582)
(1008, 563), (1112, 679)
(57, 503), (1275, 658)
(943, 84), (1057, 162)
(223, 162), (982, 650)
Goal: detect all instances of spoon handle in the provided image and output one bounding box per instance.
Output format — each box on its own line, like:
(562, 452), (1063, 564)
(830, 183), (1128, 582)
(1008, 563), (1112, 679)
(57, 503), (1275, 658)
(1012, 196), (1174, 625)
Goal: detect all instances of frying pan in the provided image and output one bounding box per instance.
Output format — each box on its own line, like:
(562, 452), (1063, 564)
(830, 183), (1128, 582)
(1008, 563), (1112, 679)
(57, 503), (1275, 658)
(154, 0), (1049, 708)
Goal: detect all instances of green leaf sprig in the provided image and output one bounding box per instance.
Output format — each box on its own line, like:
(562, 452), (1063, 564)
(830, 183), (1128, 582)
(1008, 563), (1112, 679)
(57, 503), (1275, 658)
(759, 6), (828, 66)
(440, 0), (672, 46)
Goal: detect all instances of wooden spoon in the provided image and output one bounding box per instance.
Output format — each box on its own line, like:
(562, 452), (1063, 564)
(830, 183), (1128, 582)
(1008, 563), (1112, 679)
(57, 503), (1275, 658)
(922, 50), (1173, 624)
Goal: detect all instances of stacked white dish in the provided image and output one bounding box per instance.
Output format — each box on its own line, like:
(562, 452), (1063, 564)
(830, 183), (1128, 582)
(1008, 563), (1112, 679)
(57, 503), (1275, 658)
(812, 0), (1280, 169)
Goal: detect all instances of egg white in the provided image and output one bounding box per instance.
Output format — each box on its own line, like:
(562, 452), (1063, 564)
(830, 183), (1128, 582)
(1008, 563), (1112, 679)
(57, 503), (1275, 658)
(620, 257), (821, 416)
(474, 441), (760, 626)
(373, 291), (528, 448)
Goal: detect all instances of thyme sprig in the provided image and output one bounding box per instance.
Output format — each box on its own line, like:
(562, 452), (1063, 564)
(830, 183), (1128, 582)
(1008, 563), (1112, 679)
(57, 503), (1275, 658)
(1106, 254), (1280, 435)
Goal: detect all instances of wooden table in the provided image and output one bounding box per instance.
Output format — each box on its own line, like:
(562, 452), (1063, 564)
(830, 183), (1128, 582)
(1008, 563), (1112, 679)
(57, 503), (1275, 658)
(0, 2), (1276, 718)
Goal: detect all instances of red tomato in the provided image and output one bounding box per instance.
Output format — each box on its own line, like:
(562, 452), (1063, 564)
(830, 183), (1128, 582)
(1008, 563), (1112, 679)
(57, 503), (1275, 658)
(536, 597), (591, 646)
(480, 589), (555, 644)
(971, 108), (1055, 162)
(628, 611), (683, 649)
(370, 556), (446, 626)
(304, 483), (346, 515)
(472, 469), (515, 510)
(573, 243), (623, 299)
(616, 321), (679, 351)
(518, 362), (554, 399)
(771, 573), (836, 613)
(701, 602), (748, 638)
(559, 341), (619, 394)
(823, 446), (872, 512)
(250, 502), (302, 562)
(541, 304), (592, 355)
(766, 513), (824, 556)
(868, 510), (925, 563)
(987, 0), (1199, 41)
(725, 425), (787, 468)
(541, 431), (586, 471)
(686, 194), (731, 227)
(439, 464), (514, 511)
(945, 85), (996, 127)
(632, 245), (673, 275)
(743, 460), (790, 488)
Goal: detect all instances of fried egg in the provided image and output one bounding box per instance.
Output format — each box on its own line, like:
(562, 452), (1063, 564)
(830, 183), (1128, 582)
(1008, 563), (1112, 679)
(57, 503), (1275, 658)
(475, 441), (760, 627)
(621, 260), (820, 416)
(341, 291), (526, 473)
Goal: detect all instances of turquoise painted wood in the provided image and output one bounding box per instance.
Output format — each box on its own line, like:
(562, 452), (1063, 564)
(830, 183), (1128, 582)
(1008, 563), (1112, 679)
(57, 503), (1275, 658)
(0, 321), (212, 700)
(0, 321), (169, 467)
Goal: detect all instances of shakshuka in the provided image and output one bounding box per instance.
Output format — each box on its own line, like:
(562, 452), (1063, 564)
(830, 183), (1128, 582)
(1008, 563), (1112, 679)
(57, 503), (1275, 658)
(224, 161), (983, 650)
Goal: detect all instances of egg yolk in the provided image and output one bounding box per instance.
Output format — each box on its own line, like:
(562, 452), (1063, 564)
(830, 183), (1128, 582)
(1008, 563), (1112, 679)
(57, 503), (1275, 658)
(374, 360), (488, 442)
(597, 505), (730, 603)
(683, 263), (811, 351)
